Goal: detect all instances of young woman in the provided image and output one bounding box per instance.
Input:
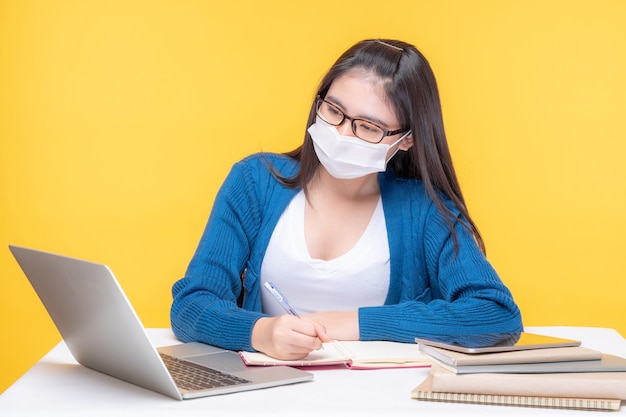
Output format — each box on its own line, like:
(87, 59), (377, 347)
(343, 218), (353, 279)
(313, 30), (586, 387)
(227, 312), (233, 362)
(170, 39), (522, 360)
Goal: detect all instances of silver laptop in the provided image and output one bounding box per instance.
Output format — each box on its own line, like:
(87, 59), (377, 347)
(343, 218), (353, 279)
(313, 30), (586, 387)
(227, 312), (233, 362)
(9, 245), (313, 400)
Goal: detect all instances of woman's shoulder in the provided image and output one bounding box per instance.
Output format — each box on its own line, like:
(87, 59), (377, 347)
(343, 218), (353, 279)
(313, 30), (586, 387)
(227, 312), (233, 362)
(379, 170), (428, 198)
(380, 171), (458, 214)
(235, 152), (299, 177)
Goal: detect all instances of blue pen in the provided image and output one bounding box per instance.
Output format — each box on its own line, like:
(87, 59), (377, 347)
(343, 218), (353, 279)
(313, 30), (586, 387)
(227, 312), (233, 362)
(263, 282), (301, 317)
(264, 282), (325, 350)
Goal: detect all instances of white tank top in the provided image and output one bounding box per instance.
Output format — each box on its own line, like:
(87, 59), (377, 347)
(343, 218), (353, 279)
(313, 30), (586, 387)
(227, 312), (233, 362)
(260, 190), (390, 316)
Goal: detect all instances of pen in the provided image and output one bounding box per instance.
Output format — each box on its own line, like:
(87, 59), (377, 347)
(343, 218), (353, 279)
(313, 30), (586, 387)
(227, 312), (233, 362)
(263, 281), (325, 350)
(263, 281), (301, 317)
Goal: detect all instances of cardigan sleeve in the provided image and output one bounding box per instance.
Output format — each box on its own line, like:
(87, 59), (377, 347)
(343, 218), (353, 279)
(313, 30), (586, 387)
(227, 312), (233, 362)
(358, 198), (523, 343)
(169, 158), (266, 351)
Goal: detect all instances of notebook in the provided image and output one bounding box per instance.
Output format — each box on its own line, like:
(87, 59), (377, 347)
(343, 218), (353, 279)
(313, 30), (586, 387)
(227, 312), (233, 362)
(417, 344), (602, 368)
(415, 331), (580, 354)
(9, 245), (313, 400)
(240, 340), (432, 369)
(411, 373), (622, 411)
(426, 363), (626, 399)
(429, 353), (626, 374)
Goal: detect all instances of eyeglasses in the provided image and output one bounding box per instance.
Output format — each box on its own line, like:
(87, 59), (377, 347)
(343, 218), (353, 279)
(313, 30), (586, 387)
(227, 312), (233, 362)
(315, 98), (406, 144)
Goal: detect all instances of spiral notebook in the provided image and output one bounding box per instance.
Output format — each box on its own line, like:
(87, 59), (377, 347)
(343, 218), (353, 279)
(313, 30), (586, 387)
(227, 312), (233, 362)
(410, 363), (626, 411)
(411, 373), (622, 411)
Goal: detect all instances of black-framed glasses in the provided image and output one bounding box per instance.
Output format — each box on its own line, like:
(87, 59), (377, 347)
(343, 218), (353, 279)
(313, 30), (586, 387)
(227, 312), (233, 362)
(315, 98), (406, 144)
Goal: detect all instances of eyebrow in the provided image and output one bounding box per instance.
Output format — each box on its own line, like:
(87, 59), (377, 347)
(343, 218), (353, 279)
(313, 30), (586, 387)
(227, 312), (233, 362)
(325, 95), (394, 129)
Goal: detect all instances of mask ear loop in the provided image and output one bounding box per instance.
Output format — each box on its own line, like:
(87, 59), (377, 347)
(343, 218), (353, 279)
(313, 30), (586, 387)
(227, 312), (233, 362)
(385, 130), (412, 163)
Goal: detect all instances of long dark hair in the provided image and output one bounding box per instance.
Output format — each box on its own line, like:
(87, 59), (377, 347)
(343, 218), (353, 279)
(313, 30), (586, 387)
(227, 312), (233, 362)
(275, 39), (485, 254)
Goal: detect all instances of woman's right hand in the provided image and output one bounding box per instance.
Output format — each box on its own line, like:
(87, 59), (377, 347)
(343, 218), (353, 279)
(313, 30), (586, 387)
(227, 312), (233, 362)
(250, 315), (330, 360)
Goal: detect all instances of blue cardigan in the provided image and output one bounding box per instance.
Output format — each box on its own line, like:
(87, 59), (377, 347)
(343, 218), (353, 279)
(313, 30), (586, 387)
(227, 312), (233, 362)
(170, 153), (523, 351)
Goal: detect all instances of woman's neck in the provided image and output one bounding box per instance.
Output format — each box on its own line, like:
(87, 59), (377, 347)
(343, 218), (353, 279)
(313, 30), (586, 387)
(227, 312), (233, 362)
(308, 167), (380, 202)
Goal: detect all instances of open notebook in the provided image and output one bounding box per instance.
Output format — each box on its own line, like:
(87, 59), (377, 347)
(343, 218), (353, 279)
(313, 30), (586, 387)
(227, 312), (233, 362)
(240, 340), (432, 369)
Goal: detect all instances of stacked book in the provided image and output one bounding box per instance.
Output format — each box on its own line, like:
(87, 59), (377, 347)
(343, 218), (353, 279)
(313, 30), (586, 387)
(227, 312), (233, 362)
(411, 333), (626, 411)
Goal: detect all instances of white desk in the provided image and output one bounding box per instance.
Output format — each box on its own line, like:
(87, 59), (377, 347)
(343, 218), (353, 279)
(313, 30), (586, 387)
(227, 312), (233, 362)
(1, 327), (625, 416)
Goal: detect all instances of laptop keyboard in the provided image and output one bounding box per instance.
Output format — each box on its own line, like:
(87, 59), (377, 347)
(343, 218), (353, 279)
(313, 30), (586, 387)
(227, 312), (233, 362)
(160, 353), (251, 391)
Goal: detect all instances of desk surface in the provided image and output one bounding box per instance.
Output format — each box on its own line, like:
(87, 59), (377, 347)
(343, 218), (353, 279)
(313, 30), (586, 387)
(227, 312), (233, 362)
(2, 326), (625, 416)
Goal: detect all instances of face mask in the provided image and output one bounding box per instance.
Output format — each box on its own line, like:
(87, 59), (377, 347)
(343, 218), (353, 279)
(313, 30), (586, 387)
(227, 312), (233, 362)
(308, 118), (410, 179)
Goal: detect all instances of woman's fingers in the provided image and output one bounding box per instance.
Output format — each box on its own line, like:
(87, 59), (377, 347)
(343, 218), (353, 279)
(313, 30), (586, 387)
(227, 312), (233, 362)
(250, 315), (326, 360)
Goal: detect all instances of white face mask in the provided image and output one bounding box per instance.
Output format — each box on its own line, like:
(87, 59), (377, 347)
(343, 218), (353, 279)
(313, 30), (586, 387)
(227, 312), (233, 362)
(308, 118), (410, 179)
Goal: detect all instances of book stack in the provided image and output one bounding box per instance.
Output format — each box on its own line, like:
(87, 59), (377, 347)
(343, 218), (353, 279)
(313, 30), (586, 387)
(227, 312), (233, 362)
(412, 335), (626, 411)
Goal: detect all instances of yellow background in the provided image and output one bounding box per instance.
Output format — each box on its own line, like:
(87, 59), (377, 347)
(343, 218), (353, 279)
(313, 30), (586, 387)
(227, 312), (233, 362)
(1, 0), (625, 394)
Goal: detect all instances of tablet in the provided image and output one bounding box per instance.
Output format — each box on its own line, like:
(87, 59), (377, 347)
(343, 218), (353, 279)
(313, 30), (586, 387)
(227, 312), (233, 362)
(414, 332), (581, 354)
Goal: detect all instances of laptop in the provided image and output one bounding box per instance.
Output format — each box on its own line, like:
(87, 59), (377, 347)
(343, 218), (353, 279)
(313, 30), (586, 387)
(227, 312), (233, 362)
(9, 245), (313, 400)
